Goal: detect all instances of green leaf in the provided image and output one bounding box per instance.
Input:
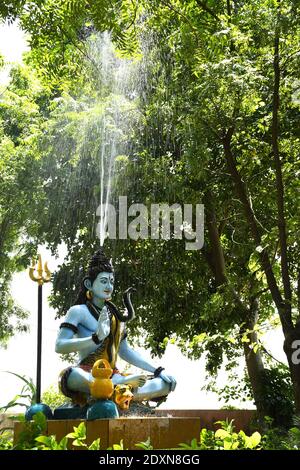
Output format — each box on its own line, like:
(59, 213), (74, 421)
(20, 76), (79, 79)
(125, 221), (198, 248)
(58, 436), (68, 450)
(135, 437), (153, 450)
(72, 438), (86, 447)
(88, 438), (100, 450)
(35, 435), (51, 445)
(215, 429), (230, 439)
(112, 440), (124, 450)
(223, 439), (232, 450)
(248, 432), (261, 448)
(231, 441), (239, 450)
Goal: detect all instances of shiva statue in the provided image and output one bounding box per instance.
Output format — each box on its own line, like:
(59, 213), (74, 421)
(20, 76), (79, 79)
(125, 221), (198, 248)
(55, 250), (176, 407)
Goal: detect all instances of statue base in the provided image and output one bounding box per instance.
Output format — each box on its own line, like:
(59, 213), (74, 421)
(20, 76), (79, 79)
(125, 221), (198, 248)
(25, 403), (53, 421)
(53, 400), (119, 420)
(86, 400), (119, 420)
(53, 403), (89, 420)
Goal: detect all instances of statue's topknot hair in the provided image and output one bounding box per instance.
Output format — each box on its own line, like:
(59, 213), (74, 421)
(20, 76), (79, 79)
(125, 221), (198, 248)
(88, 249), (113, 273)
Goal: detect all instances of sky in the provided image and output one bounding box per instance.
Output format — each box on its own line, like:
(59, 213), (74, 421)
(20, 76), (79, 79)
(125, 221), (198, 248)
(0, 21), (287, 413)
(0, 20), (29, 85)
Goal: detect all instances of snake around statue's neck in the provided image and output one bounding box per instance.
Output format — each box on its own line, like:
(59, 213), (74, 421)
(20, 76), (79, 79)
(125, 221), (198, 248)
(105, 287), (136, 322)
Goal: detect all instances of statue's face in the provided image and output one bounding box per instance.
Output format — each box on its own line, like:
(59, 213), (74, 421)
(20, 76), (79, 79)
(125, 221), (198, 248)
(91, 271), (114, 301)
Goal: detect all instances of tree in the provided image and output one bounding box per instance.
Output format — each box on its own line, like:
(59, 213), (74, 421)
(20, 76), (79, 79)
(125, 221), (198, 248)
(0, 1), (26, 22)
(0, 64), (52, 343)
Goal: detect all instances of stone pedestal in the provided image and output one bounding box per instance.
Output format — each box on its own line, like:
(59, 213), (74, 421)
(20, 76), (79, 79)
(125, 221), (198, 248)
(15, 409), (256, 450)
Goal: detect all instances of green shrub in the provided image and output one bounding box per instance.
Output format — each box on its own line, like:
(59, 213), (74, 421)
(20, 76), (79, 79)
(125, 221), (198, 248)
(41, 385), (70, 410)
(176, 419), (262, 450)
(261, 416), (300, 450)
(35, 422), (100, 450)
(257, 366), (294, 427)
(0, 430), (13, 450)
(13, 412), (47, 450)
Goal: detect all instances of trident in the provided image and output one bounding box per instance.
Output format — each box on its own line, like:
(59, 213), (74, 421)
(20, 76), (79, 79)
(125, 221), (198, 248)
(29, 255), (51, 403)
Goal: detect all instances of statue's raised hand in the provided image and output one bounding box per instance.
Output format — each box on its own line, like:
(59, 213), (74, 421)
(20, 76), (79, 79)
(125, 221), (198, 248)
(96, 305), (110, 341)
(122, 374), (147, 388)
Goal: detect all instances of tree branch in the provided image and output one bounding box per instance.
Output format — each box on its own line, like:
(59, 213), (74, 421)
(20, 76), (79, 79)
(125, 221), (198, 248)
(271, 24), (292, 310)
(259, 340), (288, 367)
(222, 131), (293, 334)
(0, 85), (9, 99)
(204, 190), (227, 286)
(226, 0), (232, 17)
(159, 0), (200, 40)
(195, 0), (220, 22)
(280, 48), (300, 71)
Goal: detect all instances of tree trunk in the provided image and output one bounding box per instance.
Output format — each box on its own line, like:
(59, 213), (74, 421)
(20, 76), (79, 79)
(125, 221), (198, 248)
(203, 191), (227, 286)
(241, 298), (266, 420)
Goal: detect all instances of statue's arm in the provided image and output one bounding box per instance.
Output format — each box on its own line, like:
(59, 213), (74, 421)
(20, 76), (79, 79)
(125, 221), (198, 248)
(118, 338), (177, 391)
(55, 329), (96, 354)
(118, 339), (156, 373)
(55, 306), (96, 354)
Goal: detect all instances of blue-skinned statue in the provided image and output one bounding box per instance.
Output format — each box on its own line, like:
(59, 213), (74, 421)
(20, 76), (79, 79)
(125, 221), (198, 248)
(55, 250), (176, 412)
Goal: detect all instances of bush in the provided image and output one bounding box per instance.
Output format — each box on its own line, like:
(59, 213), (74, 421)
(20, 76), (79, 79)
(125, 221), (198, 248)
(41, 385), (70, 410)
(176, 419), (262, 450)
(257, 366), (295, 427)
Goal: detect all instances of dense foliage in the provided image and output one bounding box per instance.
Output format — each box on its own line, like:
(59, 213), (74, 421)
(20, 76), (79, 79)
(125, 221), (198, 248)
(0, 63), (52, 343)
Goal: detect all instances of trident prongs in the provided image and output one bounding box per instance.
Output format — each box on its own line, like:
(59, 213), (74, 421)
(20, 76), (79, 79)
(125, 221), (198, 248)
(29, 254), (51, 285)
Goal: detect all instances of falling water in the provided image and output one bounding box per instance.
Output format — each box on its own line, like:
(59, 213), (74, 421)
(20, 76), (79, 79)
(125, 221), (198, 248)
(39, 30), (142, 261)
(87, 32), (138, 246)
